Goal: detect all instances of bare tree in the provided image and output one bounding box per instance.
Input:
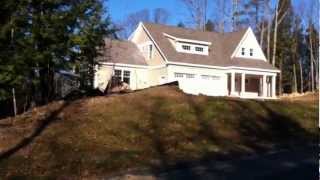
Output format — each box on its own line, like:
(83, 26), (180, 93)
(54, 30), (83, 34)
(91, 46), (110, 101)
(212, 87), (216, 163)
(118, 9), (150, 39)
(180, 0), (207, 30)
(266, 0), (272, 61)
(216, 0), (227, 32)
(271, 0), (289, 67)
(153, 8), (170, 24)
(306, 1), (319, 92)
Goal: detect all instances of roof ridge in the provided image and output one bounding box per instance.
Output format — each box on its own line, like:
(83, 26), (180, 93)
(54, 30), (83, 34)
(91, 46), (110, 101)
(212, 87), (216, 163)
(142, 21), (248, 36)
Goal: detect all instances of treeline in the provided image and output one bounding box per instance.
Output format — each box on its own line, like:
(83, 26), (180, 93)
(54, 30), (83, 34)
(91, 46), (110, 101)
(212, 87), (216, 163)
(0, 0), (115, 116)
(119, 0), (319, 94)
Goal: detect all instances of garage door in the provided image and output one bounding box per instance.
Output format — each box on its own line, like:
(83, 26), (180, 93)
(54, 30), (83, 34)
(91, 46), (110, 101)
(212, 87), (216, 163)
(199, 74), (226, 96)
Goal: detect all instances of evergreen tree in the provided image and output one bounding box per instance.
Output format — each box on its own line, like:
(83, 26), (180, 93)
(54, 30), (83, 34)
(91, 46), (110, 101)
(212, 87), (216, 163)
(205, 20), (215, 32)
(274, 0), (294, 94)
(177, 22), (185, 28)
(0, 0), (115, 111)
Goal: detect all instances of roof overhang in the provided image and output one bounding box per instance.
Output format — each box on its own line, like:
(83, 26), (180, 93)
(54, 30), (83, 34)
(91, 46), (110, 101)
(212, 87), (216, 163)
(163, 33), (212, 45)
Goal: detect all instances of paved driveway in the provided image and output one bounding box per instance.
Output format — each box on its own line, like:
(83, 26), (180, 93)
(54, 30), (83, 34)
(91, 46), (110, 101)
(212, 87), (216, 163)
(110, 145), (317, 180)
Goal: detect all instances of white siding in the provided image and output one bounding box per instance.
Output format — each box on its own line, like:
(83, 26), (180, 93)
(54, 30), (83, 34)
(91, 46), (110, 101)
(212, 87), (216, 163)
(167, 65), (228, 96)
(148, 67), (168, 86)
(233, 28), (267, 61)
(94, 64), (149, 91)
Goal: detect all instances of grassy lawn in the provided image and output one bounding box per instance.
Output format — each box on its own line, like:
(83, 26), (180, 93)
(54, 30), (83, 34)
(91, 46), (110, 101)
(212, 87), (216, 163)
(0, 85), (317, 179)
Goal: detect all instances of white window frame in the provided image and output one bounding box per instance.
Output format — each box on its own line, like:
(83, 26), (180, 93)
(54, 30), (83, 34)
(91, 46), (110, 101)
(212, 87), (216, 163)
(174, 72), (184, 78)
(186, 73), (195, 79)
(175, 42), (209, 55)
(114, 69), (131, 84)
(201, 74), (221, 80)
(195, 46), (204, 52)
(138, 41), (154, 60)
(182, 45), (191, 51)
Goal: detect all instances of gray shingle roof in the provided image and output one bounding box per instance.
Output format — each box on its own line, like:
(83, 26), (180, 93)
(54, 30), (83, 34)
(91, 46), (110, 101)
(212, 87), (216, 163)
(143, 22), (278, 70)
(99, 23), (278, 71)
(99, 39), (147, 66)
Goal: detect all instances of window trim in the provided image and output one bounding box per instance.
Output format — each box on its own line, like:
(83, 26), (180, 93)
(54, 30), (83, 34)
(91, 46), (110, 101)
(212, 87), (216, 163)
(182, 45), (191, 51)
(195, 47), (204, 52)
(113, 69), (131, 85)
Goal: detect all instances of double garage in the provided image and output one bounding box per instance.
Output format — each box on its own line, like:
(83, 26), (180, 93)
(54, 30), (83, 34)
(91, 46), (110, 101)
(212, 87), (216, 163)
(167, 64), (228, 96)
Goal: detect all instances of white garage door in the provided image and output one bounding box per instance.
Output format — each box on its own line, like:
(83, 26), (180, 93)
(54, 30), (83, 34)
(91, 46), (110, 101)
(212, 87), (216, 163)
(198, 74), (226, 96)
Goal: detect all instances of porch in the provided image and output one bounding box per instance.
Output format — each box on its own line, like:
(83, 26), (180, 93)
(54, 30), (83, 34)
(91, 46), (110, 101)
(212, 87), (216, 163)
(227, 71), (277, 99)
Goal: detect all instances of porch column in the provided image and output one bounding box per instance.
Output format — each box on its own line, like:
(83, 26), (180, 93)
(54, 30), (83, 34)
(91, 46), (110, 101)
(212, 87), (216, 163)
(231, 72), (235, 95)
(241, 73), (245, 96)
(271, 75), (276, 97)
(262, 75), (267, 97)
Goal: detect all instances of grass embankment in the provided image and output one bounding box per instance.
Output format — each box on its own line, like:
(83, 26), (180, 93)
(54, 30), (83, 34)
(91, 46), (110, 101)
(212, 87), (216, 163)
(0, 86), (317, 179)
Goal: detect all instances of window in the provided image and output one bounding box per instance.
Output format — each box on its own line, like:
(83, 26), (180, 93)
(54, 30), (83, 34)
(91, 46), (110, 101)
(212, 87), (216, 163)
(201, 75), (210, 80)
(201, 75), (220, 80)
(182, 45), (191, 50)
(195, 47), (204, 52)
(186, 74), (195, 79)
(249, 48), (253, 56)
(149, 44), (153, 59)
(114, 69), (122, 83)
(241, 48), (245, 55)
(123, 70), (130, 84)
(174, 73), (184, 78)
(113, 69), (130, 85)
(211, 75), (220, 80)
(141, 43), (153, 60)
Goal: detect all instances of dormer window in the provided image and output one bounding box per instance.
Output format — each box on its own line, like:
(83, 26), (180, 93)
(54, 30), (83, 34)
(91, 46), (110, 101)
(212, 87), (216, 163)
(249, 48), (253, 56)
(163, 33), (211, 56)
(182, 45), (191, 51)
(195, 47), (204, 52)
(241, 48), (245, 55)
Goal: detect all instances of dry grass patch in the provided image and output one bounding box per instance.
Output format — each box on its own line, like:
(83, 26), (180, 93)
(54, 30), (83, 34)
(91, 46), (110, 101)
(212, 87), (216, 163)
(0, 86), (317, 179)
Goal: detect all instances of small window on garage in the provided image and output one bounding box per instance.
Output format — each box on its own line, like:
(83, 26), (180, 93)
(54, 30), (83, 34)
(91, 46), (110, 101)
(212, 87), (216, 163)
(249, 48), (253, 56)
(123, 70), (130, 84)
(174, 73), (184, 78)
(211, 75), (220, 80)
(201, 75), (210, 80)
(186, 74), (195, 79)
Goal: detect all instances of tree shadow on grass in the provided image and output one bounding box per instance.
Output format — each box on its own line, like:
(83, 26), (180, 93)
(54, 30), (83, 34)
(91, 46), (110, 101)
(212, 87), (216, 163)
(150, 96), (317, 180)
(0, 100), (72, 162)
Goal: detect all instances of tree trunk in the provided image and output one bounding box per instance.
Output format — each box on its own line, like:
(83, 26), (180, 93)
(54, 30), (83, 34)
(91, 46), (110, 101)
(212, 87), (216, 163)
(279, 58), (283, 95)
(299, 59), (303, 93)
(267, 19), (271, 61)
(12, 88), (17, 116)
(292, 63), (297, 93)
(259, 22), (265, 47)
(310, 58), (314, 92)
(309, 25), (315, 92)
(271, 8), (278, 67)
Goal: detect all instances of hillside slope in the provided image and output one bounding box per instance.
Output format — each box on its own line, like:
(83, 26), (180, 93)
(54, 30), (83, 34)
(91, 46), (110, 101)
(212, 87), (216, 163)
(0, 86), (317, 179)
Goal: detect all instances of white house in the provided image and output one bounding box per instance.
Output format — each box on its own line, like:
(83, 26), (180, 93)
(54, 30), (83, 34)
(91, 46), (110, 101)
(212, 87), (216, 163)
(94, 22), (280, 99)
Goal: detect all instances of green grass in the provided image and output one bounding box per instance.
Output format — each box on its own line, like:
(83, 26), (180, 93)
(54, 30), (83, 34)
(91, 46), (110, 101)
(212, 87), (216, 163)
(0, 86), (317, 178)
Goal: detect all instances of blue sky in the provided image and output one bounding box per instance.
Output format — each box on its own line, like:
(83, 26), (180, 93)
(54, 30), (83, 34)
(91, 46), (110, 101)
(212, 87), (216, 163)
(107, 0), (192, 25)
(106, 0), (316, 27)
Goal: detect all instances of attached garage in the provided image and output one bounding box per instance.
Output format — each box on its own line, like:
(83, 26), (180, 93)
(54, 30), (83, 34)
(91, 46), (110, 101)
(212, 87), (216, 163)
(167, 64), (228, 96)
